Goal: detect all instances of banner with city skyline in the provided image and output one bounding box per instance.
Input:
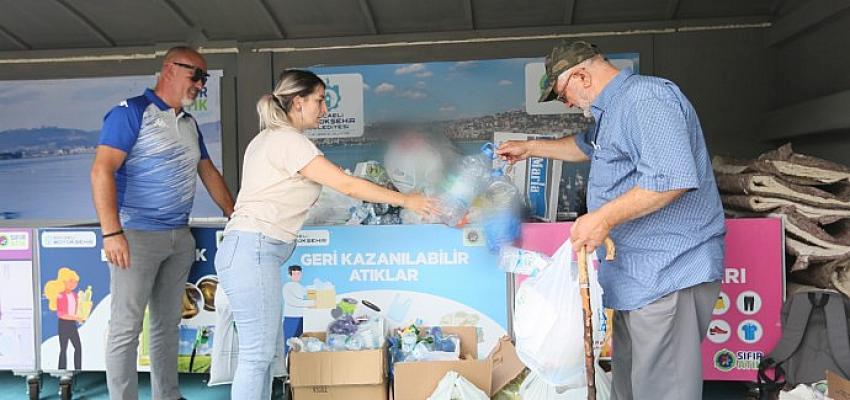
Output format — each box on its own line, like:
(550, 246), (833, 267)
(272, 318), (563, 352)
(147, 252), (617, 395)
(0, 72), (223, 222)
(310, 54), (640, 216)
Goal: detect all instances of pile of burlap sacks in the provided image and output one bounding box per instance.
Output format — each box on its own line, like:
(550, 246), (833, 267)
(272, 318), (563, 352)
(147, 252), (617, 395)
(713, 143), (850, 297)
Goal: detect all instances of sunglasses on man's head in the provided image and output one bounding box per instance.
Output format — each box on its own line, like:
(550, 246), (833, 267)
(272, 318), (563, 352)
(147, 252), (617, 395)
(172, 62), (209, 85)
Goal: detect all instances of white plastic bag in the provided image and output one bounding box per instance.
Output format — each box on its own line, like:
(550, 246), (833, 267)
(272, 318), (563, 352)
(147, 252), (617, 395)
(208, 285), (238, 386)
(208, 287), (286, 386)
(518, 364), (612, 400)
(513, 239), (604, 388)
(498, 245), (552, 275)
(428, 371), (490, 400)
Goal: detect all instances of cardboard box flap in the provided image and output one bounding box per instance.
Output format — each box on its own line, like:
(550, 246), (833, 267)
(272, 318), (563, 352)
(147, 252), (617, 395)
(829, 370), (850, 400)
(487, 336), (525, 395)
(394, 359), (491, 399)
(438, 326), (478, 359)
(392, 331), (523, 399)
(302, 332), (327, 341)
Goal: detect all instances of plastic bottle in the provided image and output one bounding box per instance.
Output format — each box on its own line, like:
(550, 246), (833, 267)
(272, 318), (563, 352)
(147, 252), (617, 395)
(436, 143), (497, 226)
(482, 168), (523, 251)
(498, 245), (552, 275)
(400, 330), (418, 354)
(346, 204), (371, 225)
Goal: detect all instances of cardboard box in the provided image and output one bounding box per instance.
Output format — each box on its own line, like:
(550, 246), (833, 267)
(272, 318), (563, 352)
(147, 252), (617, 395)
(393, 326), (524, 400)
(290, 333), (387, 400)
(306, 288), (336, 309)
(829, 370), (850, 400)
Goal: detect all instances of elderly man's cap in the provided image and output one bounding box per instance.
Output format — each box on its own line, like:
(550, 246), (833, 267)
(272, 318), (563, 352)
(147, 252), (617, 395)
(538, 40), (601, 102)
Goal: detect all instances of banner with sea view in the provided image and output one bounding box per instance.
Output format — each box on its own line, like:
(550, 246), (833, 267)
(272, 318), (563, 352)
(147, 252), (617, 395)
(309, 54), (639, 217)
(0, 72), (223, 222)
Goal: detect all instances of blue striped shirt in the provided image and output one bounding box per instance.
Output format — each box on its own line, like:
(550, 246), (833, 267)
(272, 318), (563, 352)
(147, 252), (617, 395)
(574, 68), (725, 311)
(99, 89), (209, 230)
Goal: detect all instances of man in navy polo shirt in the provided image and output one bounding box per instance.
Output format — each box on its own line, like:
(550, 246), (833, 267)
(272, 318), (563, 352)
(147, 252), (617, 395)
(498, 40), (725, 400)
(91, 46), (234, 400)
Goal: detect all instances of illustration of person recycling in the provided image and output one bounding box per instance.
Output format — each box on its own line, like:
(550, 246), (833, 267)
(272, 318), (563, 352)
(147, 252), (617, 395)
(283, 265), (315, 355)
(44, 267), (92, 370)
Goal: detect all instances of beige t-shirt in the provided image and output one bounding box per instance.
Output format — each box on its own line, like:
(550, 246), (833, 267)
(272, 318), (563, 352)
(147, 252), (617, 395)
(225, 126), (323, 242)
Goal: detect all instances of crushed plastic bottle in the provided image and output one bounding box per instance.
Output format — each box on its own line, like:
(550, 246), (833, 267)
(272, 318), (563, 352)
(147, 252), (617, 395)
(400, 330), (418, 354)
(436, 143), (497, 226)
(481, 168), (523, 251)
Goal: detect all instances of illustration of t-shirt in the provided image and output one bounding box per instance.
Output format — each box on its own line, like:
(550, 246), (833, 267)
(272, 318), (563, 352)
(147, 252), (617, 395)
(57, 292), (78, 319)
(741, 323), (758, 341)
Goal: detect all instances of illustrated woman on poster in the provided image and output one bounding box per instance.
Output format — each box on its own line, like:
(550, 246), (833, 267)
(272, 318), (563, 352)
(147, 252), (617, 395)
(44, 267), (89, 370)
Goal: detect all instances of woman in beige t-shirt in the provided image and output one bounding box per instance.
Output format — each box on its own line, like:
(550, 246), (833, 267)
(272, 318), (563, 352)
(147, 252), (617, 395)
(215, 69), (436, 399)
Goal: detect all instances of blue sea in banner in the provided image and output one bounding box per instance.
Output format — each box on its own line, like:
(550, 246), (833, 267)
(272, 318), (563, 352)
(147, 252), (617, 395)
(0, 149), (222, 222)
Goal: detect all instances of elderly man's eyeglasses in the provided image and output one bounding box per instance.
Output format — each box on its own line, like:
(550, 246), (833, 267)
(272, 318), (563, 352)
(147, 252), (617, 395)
(555, 72), (574, 104)
(172, 62), (209, 85)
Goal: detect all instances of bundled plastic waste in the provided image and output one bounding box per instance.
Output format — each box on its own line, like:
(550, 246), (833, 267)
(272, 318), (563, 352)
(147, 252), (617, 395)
(286, 297), (386, 353)
(479, 168), (523, 252)
(353, 160), (392, 187)
(436, 143), (499, 227)
(304, 181), (362, 226)
(384, 131), (460, 225)
(345, 160), (404, 225)
(387, 323), (461, 377)
(426, 141), (524, 251)
(347, 202), (402, 225)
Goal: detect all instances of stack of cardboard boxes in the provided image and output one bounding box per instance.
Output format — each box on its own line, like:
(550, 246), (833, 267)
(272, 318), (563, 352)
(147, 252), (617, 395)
(289, 326), (525, 400)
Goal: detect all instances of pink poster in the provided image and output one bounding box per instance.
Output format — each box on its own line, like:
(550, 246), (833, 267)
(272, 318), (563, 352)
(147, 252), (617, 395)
(517, 218), (785, 381)
(0, 228), (33, 260)
(0, 228), (37, 371)
(702, 218), (784, 381)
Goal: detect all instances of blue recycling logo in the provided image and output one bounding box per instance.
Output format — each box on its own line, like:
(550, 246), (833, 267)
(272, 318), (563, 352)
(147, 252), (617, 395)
(324, 82), (341, 111)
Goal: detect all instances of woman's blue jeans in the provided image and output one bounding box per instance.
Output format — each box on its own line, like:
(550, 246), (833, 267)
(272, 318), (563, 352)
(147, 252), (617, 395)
(215, 230), (295, 400)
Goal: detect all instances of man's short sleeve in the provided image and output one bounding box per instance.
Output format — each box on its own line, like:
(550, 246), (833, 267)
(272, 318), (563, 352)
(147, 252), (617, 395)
(629, 97), (700, 192)
(573, 129), (595, 158)
(193, 119), (210, 160)
(99, 102), (141, 153)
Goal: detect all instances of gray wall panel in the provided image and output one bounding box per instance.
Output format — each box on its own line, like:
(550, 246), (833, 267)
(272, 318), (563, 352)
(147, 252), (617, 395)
(235, 48), (273, 174)
(654, 28), (773, 158)
(766, 8), (850, 164)
(771, 10), (850, 109)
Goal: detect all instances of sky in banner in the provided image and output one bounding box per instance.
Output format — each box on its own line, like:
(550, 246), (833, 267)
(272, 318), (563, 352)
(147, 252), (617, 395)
(0, 73), (224, 221)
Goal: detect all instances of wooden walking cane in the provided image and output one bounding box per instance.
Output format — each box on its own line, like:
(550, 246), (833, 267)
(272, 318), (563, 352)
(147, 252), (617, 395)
(577, 237), (616, 400)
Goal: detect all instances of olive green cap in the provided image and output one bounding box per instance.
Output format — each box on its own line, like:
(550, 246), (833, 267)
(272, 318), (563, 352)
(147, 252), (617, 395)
(539, 40), (601, 102)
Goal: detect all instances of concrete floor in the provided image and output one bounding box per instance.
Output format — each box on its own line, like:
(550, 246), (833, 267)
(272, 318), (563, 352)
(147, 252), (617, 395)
(0, 370), (755, 399)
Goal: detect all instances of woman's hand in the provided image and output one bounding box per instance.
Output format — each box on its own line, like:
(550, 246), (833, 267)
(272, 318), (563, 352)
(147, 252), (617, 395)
(402, 193), (441, 218)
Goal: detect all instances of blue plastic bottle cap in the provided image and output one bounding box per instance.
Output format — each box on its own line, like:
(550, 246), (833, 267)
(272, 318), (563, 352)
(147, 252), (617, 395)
(480, 142), (495, 159)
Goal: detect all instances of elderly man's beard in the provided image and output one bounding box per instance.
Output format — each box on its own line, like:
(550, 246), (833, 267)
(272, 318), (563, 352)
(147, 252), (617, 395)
(571, 87), (594, 118)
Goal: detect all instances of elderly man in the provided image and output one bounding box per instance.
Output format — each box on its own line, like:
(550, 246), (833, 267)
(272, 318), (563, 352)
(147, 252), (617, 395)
(497, 40), (725, 400)
(91, 46), (234, 400)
